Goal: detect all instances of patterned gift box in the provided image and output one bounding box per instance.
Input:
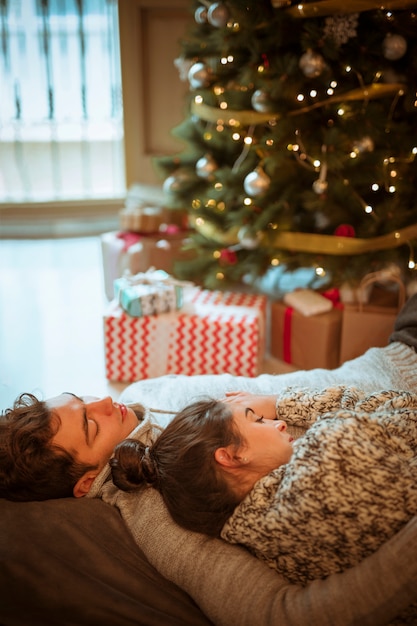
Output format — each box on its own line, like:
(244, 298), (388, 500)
(104, 289), (266, 382)
(100, 229), (192, 300)
(114, 270), (185, 317)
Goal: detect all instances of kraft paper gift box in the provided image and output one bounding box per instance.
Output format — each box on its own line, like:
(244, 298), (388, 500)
(114, 270), (185, 317)
(270, 300), (342, 370)
(104, 289), (266, 382)
(339, 271), (406, 365)
(100, 229), (192, 301)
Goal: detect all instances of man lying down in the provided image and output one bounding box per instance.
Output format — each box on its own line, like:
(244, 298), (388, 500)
(2, 294), (417, 626)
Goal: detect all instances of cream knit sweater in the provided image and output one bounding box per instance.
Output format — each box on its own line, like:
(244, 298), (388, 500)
(87, 343), (417, 626)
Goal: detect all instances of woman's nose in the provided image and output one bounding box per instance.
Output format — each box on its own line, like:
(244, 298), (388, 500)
(275, 420), (287, 432)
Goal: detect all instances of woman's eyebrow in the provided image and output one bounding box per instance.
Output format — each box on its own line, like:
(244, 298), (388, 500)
(245, 407), (255, 418)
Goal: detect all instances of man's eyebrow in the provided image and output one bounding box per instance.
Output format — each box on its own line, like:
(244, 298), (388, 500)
(62, 392), (90, 446)
(62, 392), (82, 401)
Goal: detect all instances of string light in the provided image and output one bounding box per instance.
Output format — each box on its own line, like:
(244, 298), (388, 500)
(408, 242), (416, 269)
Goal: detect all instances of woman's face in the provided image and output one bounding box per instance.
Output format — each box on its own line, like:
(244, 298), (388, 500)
(229, 402), (294, 474)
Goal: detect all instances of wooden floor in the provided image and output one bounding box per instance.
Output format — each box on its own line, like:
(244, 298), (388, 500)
(0, 236), (294, 412)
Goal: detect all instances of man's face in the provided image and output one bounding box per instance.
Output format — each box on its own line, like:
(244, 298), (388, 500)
(48, 393), (139, 482)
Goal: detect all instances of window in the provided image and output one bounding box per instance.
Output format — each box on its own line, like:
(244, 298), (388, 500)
(0, 0), (125, 203)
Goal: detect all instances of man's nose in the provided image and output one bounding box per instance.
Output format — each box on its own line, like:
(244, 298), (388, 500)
(87, 396), (113, 415)
(275, 420), (287, 431)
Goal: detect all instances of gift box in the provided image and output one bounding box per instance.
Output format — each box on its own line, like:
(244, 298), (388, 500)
(270, 299), (342, 370)
(100, 229), (192, 300)
(114, 270), (185, 317)
(339, 271), (406, 364)
(104, 289), (266, 382)
(118, 183), (187, 233)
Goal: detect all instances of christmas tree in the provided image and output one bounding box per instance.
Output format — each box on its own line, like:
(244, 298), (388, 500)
(155, 0), (417, 293)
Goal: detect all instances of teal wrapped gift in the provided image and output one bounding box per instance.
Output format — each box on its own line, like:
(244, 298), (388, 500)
(114, 269), (188, 317)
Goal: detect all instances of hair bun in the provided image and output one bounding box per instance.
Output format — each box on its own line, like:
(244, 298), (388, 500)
(110, 439), (159, 491)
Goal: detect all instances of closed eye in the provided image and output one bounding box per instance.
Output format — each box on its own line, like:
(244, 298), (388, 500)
(245, 407), (265, 424)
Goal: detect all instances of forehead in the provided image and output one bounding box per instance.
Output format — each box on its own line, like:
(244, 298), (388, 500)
(46, 393), (78, 410)
(229, 403), (254, 422)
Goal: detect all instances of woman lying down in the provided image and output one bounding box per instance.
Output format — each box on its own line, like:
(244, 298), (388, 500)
(112, 386), (417, 585)
(109, 293), (417, 624)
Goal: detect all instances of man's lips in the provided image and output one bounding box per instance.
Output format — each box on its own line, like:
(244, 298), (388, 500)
(115, 402), (127, 421)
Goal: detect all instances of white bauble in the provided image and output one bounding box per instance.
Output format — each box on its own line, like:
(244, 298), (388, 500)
(251, 89), (273, 113)
(163, 169), (193, 194)
(238, 226), (260, 249)
(312, 179), (328, 194)
(243, 167), (271, 197)
(207, 2), (230, 28)
(188, 62), (213, 89)
(196, 154), (218, 178)
(299, 50), (326, 78)
(195, 6), (208, 24)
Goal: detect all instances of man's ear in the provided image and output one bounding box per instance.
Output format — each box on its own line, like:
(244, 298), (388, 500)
(214, 446), (243, 468)
(73, 470), (100, 498)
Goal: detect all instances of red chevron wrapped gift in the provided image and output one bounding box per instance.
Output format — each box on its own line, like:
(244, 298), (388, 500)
(104, 289), (266, 382)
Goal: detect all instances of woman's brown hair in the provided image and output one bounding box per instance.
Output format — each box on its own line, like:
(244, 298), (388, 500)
(111, 398), (243, 537)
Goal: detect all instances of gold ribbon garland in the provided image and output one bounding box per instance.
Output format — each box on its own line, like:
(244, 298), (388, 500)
(284, 0), (417, 18)
(191, 83), (406, 127)
(192, 217), (417, 255)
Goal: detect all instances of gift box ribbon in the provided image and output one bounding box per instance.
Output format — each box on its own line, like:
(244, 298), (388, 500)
(282, 289), (342, 363)
(283, 306), (294, 364)
(120, 267), (193, 289)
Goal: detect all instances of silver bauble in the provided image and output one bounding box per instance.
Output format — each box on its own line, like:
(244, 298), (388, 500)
(163, 169), (192, 194)
(353, 136), (374, 153)
(195, 6), (208, 24)
(312, 179), (328, 194)
(299, 50), (326, 78)
(238, 226), (260, 250)
(243, 167), (271, 197)
(188, 62), (213, 89)
(382, 33), (407, 61)
(207, 2), (230, 28)
(251, 89), (273, 113)
(196, 154), (218, 178)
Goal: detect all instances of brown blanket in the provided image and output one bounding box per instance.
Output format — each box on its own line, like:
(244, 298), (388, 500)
(0, 497), (211, 626)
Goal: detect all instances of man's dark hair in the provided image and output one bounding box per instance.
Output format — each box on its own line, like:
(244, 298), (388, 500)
(0, 393), (97, 501)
